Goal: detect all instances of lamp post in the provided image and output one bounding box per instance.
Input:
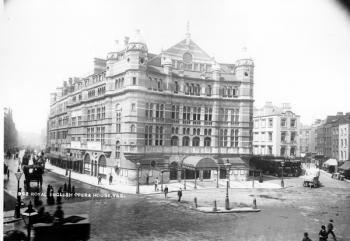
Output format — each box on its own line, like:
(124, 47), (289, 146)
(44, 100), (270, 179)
(281, 160), (285, 188)
(224, 159), (231, 210)
(21, 201), (38, 241)
(183, 168), (187, 190)
(14, 167), (23, 218)
(161, 170), (164, 192)
(136, 162), (140, 194)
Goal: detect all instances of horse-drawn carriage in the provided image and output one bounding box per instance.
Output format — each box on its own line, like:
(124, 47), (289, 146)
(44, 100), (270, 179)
(21, 153), (45, 191)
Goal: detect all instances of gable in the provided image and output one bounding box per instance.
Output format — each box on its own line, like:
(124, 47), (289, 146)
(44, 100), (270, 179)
(164, 39), (213, 61)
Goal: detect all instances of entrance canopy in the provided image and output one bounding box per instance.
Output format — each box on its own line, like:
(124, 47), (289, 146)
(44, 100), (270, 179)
(182, 156), (218, 169)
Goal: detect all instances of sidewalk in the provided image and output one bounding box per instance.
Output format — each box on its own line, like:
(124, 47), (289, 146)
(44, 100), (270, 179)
(45, 163), (282, 195)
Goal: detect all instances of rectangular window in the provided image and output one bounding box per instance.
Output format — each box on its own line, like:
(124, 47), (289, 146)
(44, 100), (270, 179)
(71, 117), (76, 127)
(133, 77), (137, 85)
(268, 132), (273, 141)
(291, 119), (296, 128)
(268, 118), (273, 127)
(281, 132), (286, 142)
(97, 108), (101, 120)
(281, 118), (286, 127)
(102, 106), (105, 119)
(78, 116), (82, 126)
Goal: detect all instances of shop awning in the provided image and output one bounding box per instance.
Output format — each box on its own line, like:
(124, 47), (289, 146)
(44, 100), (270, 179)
(323, 159), (338, 166)
(339, 161), (350, 170)
(182, 156), (218, 169)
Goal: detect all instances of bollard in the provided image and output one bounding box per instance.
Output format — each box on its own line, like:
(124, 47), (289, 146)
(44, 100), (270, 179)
(194, 197), (198, 208)
(253, 198), (257, 209)
(213, 200), (217, 212)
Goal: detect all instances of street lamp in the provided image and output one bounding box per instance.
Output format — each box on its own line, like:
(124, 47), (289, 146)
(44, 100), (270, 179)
(136, 162), (140, 194)
(224, 159), (231, 210)
(21, 201), (38, 241)
(281, 159), (285, 188)
(14, 167), (23, 218)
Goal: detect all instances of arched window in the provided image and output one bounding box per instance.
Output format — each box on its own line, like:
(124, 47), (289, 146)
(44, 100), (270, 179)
(116, 141), (120, 159)
(223, 86), (227, 97)
(175, 127), (179, 134)
(204, 137), (211, 147)
(206, 85), (212, 96)
(130, 124), (135, 133)
(171, 136), (179, 146)
(228, 87), (232, 97)
(182, 136), (190, 146)
(192, 137), (200, 146)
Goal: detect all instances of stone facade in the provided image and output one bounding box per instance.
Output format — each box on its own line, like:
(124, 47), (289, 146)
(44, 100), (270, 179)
(253, 102), (300, 157)
(47, 29), (254, 184)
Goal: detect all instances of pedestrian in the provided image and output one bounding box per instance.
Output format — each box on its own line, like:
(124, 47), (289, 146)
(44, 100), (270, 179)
(7, 168), (10, 180)
(98, 175), (102, 185)
(319, 225), (328, 241)
(154, 177), (159, 191)
(53, 205), (64, 224)
(302, 232), (312, 241)
(71, 186), (75, 198)
(109, 174), (113, 185)
(327, 220), (337, 240)
(56, 187), (62, 204)
(164, 185), (169, 199)
(177, 188), (182, 202)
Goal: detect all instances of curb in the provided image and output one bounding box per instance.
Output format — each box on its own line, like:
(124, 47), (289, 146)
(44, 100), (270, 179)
(196, 207), (261, 213)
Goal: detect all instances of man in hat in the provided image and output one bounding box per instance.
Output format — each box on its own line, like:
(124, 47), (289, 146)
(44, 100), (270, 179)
(327, 219), (337, 240)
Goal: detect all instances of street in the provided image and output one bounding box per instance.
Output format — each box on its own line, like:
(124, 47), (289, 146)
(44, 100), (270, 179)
(4, 157), (350, 241)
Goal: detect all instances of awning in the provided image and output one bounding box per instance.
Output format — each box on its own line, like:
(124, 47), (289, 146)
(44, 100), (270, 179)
(323, 159), (338, 166)
(339, 161), (350, 170)
(182, 156), (218, 169)
(217, 157), (249, 168)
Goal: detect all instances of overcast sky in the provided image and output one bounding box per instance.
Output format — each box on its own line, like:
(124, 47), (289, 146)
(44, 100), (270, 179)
(1, 0), (350, 134)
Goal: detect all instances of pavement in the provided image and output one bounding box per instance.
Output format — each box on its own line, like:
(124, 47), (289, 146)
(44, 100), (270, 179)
(44, 162), (282, 195)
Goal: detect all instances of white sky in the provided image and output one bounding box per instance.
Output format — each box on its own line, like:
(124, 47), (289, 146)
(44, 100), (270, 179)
(0, 0), (350, 134)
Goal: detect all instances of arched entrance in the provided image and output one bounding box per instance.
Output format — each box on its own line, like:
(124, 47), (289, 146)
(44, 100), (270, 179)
(169, 161), (178, 180)
(98, 155), (107, 179)
(84, 153), (91, 175)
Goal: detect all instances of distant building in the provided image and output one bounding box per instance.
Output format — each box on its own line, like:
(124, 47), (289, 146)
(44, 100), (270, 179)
(316, 112), (350, 160)
(339, 117), (350, 163)
(253, 102), (300, 157)
(47, 28), (254, 185)
(4, 107), (18, 152)
(299, 124), (310, 155)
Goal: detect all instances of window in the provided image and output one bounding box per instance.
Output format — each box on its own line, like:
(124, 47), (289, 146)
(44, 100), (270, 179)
(204, 107), (213, 125)
(116, 105), (121, 133)
(183, 106), (191, 124)
(96, 127), (101, 142)
(230, 129), (239, 147)
(291, 119), (296, 128)
(223, 86), (227, 97)
(174, 81), (179, 93)
(130, 124), (135, 133)
(268, 132), (273, 141)
(192, 137), (200, 146)
(116, 141), (120, 159)
(155, 126), (163, 146)
(261, 119), (266, 128)
(280, 146), (286, 156)
(204, 137), (211, 147)
(91, 109), (95, 120)
(90, 127), (95, 141)
(231, 109), (239, 125)
(158, 79), (163, 91)
(145, 126), (153, 146)
(101, 106), (105, 119)
(71, 117), (76, 127)
(291, 132), (296, 142)
(131, 103), (136, 112)
(133, 77), (137, 85)
(185, 83), (189, 95)
(281, 132), (286, 142)
(195, 84), (201, 96)
(101, 126), (105, 144)
(254, 120), (259, 128)
(182, 136), (190, 146)
(268, 146), (272, 155)
(290, 147), (296, 156)
(281, 118), (286, 127)
(171, 136), (179, 146)
(171, 105), (180, 123)
(268, 118), (273, 128)
(97, 108), (101, 120)
(206, 85), (212, 96)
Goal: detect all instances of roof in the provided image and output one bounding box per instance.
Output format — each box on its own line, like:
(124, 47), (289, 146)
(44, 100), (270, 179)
(339, 161), (350, 170)
(182, 156), (218, 169)
(165, 39), (212, 61)
(323, 159), (338, 166)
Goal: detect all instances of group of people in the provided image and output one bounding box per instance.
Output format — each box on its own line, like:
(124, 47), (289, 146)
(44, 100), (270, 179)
(46, 183), (76, 205)
(302, 220), (337, 241)
(154, 177), (183, 202)
(97, 174), (113, 185)
(37, 205), (65, 224)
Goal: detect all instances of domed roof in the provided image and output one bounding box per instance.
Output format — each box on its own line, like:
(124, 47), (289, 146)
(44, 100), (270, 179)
(235, 47), (254, 66)
(126, 29), (148, 52)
